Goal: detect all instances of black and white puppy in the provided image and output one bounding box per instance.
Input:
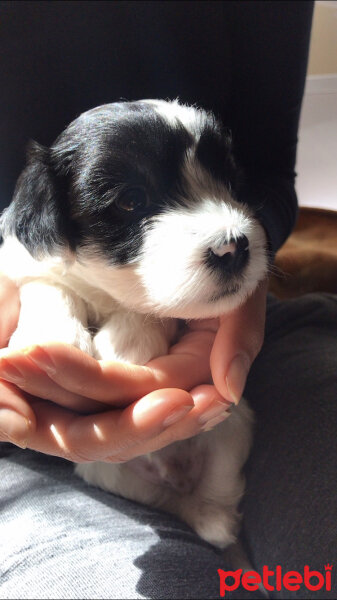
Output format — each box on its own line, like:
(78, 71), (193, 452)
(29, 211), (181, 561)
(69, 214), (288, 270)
(0, 100), (267, 548)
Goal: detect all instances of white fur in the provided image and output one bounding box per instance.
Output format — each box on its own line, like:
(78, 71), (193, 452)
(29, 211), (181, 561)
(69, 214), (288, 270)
(142, 99), (209, 140)
(76, 400), (254, 549)
(0, 99), (267, 548)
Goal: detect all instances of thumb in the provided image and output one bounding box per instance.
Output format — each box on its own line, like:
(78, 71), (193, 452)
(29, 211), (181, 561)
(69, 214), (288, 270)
(210, 279), (268, 403)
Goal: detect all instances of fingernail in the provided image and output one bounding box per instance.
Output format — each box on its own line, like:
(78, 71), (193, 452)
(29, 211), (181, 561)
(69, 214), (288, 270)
(132, 396), (193, 429)
(201, 412), (231, 432)
(0, 359), (25, 385)
(198, 401), (230, 425)
(27, 346), (56, 374)
(162, 405), (193, 428)
(0, 409), (31, 448)
(226, 354), (250, 405)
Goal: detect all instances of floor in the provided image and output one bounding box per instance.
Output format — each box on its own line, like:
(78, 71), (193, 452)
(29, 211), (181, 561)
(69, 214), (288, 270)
(296, 74), (337, 211)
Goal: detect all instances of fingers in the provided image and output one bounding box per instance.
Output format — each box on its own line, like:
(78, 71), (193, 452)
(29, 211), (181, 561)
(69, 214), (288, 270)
(0, 343), (155, 408)
(210, 279), (268, 402)
(39, 384), (229, 462)
(20, 388), (189, 461)
(68, 384), (230, 462)
(66, 388), (195, 462)
(118, 384), (231, 459)
(0, 380), (36, 447)
(148, 326), (215, 390)
(0, 325), (215, 410)
(0, 349), (110, 413)
(0, 381), (230, 463)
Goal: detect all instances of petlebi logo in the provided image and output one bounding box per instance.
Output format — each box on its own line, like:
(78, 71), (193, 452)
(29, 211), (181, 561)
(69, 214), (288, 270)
(218, 564), (333, 596)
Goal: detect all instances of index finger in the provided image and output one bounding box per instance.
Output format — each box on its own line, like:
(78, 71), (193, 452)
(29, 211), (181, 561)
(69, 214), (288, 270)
(23, 327), (215, 404)
(25, 387), (195, 462)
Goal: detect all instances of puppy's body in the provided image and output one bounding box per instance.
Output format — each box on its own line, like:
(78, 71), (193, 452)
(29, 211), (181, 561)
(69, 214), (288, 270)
(0, 100), (267, 548)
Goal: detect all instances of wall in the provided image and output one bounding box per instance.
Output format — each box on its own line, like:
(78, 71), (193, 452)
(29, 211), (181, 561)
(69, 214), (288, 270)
(308, 1), (337, 75)
(296, 1), (337, 210)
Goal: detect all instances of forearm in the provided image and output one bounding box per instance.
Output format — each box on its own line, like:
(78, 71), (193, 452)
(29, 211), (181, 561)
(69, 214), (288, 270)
(226, 1), (314, 253)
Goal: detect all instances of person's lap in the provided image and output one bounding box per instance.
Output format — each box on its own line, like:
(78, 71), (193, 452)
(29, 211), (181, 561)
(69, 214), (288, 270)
(242, 293), (337, 599)
(1, 293), (336, 599)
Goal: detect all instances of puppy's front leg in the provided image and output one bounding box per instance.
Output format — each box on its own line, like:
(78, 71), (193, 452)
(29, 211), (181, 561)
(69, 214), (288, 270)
(9, 280), (93, 354)
(93, 311), (177, 364)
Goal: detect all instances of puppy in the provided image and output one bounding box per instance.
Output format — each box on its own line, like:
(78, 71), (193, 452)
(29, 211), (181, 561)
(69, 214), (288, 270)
(0, 100), (267, 548)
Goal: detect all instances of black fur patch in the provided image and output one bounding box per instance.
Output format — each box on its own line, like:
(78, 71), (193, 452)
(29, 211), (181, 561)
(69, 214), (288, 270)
(196, 120), (238, 194)
(2, 101), (238, 266)
(1, 142), (72, 257)
(57, 102), (193, 263)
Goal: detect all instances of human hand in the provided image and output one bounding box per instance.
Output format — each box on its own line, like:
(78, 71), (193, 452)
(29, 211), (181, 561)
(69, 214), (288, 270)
(0, 274), (230, 461)
(0, 271), (267, 462)
(209, 278), (268, 402)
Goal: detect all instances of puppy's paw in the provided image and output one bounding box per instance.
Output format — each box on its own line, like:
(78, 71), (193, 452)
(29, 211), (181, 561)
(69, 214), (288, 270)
(92, 327), (129, 362)
(93, 327), (163, 364)
(93, 314), (174, 364)
(188, 502), (239, 549)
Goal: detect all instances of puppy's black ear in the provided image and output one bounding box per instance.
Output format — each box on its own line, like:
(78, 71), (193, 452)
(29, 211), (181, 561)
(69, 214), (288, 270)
(1, 142), (71, 258)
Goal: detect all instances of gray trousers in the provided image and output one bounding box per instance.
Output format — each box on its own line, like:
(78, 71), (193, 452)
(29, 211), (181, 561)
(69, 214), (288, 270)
(1, 294), (336, 599)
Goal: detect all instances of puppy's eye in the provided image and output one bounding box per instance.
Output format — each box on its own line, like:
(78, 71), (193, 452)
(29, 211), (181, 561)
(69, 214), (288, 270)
(115, 188), (150, 213)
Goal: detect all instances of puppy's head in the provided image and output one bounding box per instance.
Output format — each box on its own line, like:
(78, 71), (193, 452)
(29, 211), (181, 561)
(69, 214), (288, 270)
(3, 99), (267, 318)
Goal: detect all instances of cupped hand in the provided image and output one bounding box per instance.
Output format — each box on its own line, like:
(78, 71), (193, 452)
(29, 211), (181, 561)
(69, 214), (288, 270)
(0, 273), (267, 463)
(0, 274), (230, 461)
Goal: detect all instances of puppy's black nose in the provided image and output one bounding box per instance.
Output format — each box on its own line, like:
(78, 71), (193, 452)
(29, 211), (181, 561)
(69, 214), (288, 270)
(207, 235), (249, 275)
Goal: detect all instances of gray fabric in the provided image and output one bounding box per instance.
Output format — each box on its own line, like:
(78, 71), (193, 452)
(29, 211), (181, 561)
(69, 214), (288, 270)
(0, 293), (336, 599)
(242, 293), (337, 599)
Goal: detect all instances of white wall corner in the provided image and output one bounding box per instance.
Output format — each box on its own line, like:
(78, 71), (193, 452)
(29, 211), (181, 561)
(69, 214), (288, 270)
(305, 73), (337, 95)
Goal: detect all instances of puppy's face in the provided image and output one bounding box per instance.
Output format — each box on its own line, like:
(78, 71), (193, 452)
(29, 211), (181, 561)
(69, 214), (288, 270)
(5, 100), (267, 318)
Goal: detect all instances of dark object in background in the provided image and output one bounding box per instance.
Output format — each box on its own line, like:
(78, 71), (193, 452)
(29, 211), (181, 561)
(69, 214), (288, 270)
(0, 1), (314, 256)
(1, 0), (231, 205)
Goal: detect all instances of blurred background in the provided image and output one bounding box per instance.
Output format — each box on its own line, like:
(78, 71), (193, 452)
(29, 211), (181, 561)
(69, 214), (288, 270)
(296, 0), (337, 211)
